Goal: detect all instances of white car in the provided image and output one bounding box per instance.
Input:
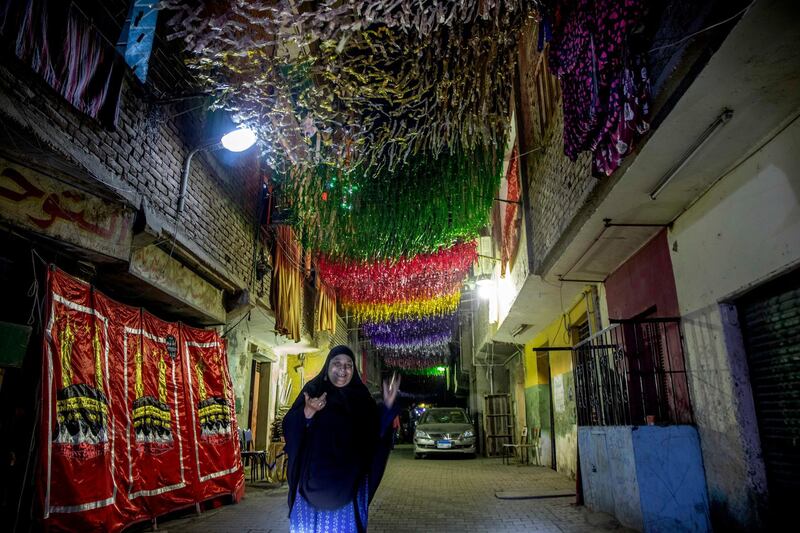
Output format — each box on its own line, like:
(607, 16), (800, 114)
(413, 407), (476, 459)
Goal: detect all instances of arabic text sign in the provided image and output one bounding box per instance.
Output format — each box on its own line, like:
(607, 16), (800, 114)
(0, 158), (134, 260)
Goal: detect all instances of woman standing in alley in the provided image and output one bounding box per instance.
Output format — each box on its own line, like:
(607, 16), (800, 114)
(283, 345), (400, 532)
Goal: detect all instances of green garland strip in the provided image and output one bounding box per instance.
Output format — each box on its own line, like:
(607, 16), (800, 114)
(393, 366), (447, 376)
(280, 143), (505, 260)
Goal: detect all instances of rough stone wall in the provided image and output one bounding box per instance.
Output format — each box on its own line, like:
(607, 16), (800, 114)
(0, 61), (259, 289)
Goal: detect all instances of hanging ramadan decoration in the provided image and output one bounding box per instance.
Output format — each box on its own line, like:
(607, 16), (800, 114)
(54, 317), (109, 450)
(132, 345), (174, 445)
(279, 144), (503, 260)
(361, 314), (457, 345)
(346, 291), (460, 322)
(162, 0), (537, 173)
(380, 351), (449, 369)
(317, 242), (476, 304)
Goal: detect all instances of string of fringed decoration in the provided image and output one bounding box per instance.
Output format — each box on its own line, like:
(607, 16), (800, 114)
(162, 0), (538, 173)
(361, 314), (457, 343)
(281, 144), (503, 260)
(317, 243), (476, 304)
(394, 367), (447, 376)
(314, 276), (337, 335)
(369, 332), (452, 350)
(380, 353), (449, 370)
(345, 292), (460, 322)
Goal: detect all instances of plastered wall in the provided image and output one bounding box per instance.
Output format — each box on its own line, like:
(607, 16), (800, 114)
(668, 116), (800, 529)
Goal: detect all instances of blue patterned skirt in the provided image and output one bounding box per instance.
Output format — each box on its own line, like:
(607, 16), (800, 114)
(289, 478), (369, 533)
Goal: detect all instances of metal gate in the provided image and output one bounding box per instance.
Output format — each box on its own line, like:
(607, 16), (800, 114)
(738, 270), (800, 518)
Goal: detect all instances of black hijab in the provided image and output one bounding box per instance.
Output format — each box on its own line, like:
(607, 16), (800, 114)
(283, 345), (380, 511)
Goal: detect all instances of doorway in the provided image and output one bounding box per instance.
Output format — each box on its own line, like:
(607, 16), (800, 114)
(536, 349), (557, 470)
(247, 360), (273, 450)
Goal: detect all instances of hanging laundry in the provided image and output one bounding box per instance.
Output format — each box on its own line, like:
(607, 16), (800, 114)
(547, 0), (651, 176)
(0, 0), (125, 127)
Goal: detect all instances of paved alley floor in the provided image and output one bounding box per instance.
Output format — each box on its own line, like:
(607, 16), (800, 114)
(150, 446), (632, 533)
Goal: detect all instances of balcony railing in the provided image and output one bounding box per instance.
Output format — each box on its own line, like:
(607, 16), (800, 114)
(572, 318), (693, 427)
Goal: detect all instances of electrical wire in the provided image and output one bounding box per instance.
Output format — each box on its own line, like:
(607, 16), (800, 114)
(222, 310), (251, 338)
(649, 1), (756, 53)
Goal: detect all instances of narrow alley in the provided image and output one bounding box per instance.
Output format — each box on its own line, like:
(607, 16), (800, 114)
(0, 1), (799, 532)
(156, 446), (628, 533)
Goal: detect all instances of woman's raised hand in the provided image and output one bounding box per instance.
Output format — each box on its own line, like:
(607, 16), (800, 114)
(303, 391), (327, 419)
(382, 373), (401, 409)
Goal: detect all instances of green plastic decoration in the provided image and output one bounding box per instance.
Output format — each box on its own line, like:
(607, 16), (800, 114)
(278, 142), (505, 260)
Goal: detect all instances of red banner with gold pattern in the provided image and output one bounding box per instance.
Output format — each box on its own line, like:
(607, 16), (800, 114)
(39, 267), (243, 532)
(182, 326), (243, 502)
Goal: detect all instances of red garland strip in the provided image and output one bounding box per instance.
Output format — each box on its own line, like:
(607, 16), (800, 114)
(317, 241), (477, 304)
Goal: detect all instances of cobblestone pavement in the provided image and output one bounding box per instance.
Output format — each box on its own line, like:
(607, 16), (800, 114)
(151, 445), (633, 533)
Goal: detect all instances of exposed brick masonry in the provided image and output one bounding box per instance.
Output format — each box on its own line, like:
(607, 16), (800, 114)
(0, 59), (259, 289)
(523, 107), (595, 274)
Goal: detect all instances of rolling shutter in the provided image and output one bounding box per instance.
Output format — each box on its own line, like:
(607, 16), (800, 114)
(739, 269), (800, 516)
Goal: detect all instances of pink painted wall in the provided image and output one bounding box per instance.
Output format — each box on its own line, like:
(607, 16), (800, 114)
(604, 229), (691, 425)
(605, 230), (680, 319)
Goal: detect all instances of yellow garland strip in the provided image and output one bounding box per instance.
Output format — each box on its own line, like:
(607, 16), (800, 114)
(345, 292), (460, 322)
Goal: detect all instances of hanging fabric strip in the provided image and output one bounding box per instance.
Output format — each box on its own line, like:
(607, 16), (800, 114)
(1, 0), (124, 127)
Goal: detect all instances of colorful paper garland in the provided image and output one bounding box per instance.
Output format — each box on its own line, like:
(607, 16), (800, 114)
(318, 242), (476, 304)
(345, 291), (460, 322)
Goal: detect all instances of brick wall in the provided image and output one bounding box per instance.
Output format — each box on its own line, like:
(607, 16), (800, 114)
(516, 20), (596, 275)
(0, 59), (260, 290)
(522, 106), (595, 273)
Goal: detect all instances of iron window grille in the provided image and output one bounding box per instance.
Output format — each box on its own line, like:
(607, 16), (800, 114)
(572, 318), (694, 427)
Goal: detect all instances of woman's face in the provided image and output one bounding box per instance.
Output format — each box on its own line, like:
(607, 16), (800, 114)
(328, 354), (354, 388)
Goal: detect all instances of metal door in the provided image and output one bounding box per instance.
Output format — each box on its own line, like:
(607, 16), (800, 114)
(739, 269), (800, 522)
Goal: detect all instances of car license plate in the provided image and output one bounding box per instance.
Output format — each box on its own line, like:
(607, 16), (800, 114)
(436, 440), (452, 449)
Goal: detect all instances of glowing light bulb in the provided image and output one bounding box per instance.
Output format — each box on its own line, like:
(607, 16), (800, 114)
(220, 128), (257, 152)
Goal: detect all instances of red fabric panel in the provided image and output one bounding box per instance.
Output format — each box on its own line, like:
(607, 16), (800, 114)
(181, 325), (244, 502)
(39, 268), (243, 532)
(127, 312), (196, 516)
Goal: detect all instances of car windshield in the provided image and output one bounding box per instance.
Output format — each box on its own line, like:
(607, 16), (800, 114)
(420, 409), (469, 424)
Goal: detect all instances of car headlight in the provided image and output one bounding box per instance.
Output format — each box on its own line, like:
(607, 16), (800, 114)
(461, 430), (474, 439)
(415, 431), (430, 439)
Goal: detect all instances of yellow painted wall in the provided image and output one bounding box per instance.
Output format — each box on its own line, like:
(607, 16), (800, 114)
(522, 288), (593, 478)
(523, 290), (590, 386)
(286, 351), (326, 403)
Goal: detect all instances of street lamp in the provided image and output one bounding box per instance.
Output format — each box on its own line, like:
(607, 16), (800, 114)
(220, 128), (258, 152)
(176, 127), (257, 215)
(476, 277), (494, 300)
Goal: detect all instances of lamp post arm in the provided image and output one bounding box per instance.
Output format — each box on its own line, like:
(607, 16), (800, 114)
(176, 140), (222, 217)
(176, 146), (201, 217)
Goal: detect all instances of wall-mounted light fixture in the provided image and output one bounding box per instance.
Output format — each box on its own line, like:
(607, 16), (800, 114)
(176, 127), (258, 215)
(511, 323), (532, 338)
(476, 275), (494, 300)
(649, 109), (733, 200)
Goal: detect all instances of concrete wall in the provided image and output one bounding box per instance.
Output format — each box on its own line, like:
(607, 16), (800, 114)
(632, 426), (711, 532)
(579, 426), (711, 532)
(523, 290), (590, 478)
(286, 351), (326, 404)
(668, 116), (800, 529)
(523, 352), (553, 467)
(579, 427), (642, 530)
